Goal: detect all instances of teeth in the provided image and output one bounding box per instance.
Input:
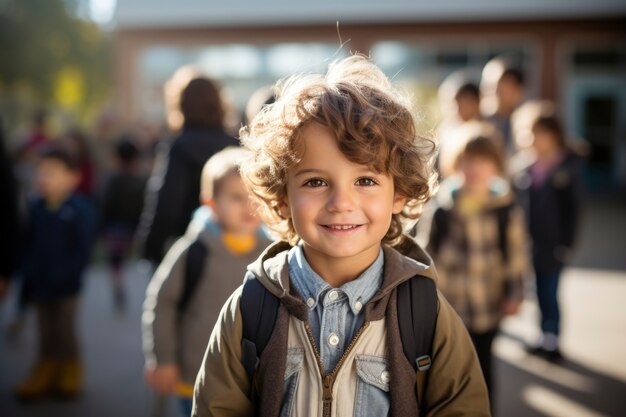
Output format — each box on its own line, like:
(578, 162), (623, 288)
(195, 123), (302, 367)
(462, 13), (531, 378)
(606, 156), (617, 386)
(327, 225), (358, 230)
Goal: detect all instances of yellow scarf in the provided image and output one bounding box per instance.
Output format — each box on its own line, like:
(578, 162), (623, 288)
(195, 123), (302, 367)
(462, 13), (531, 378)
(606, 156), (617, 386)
(222, 233), (257, 255)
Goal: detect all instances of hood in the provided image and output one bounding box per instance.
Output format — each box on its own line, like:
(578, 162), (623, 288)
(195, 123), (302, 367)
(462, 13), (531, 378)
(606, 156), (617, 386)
(246, 238), (439, 307)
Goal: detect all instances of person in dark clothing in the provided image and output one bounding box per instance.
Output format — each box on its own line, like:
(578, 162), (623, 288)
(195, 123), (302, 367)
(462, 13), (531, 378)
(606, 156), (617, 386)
(0, 116), (20, 300)
(138, 75), (238, 265)
(15, 147), (96, 402)
(513, 114), (584, 361)
(101, 138), (147, 311)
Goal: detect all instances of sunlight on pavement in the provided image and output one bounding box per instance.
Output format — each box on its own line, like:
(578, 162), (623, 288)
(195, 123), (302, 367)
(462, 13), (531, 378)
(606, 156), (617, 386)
(493, 337), (597, 393)
(500, 267), (626, 383)
(523, 385), (609, 417)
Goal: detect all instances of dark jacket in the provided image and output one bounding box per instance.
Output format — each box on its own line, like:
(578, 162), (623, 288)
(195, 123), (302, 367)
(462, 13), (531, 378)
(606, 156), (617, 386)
(514, 152), (584, 273)
(21, 194), (96, 300)
(101, 171), (146, 231)
(0, 125), (20, 280)
(139, 128), (237, 263)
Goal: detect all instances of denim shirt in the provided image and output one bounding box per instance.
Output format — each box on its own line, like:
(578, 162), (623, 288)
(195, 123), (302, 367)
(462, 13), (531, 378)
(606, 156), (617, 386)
(288, 245), (384, 373)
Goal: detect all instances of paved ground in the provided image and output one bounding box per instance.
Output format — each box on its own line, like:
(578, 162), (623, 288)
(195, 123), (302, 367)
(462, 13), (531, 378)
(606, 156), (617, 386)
(1, 197), (625, 417)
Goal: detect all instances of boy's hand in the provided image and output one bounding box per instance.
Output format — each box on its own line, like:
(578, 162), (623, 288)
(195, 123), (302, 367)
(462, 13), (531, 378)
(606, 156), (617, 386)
(502, 299), (521, 316)
(145, 364), (180, 394)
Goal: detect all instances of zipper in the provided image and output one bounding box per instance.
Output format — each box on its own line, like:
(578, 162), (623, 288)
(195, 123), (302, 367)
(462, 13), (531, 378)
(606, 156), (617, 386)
(304, 321), (370, 417)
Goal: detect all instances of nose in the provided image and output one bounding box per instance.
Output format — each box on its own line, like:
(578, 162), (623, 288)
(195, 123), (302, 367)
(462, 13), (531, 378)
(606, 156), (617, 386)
(326, 185), (355, 213)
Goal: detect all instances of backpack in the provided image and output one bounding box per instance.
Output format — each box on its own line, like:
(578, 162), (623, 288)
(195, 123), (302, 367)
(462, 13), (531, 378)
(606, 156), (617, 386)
(239, 272), (438, 406)
(177, 238), (208, 313)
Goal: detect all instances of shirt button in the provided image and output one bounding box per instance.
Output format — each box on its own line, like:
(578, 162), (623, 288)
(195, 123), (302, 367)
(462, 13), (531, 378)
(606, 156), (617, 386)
(328, 333), (340, 346)
(381, 370), (390, 383)
(328, 290), (338, 301)
(354, 301), (363, 312)
(306, 298), (315, 308)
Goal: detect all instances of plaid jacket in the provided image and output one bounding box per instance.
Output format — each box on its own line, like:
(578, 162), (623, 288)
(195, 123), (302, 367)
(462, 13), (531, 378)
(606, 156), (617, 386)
(424, 179), (529, 333)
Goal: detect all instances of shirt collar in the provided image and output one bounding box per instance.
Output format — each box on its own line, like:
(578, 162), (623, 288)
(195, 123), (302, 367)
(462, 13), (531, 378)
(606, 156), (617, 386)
(288, 244), (384, 315)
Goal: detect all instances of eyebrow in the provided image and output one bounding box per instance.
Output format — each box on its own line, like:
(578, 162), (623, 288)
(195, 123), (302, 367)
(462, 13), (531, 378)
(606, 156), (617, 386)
(294, 168), (326, 177)
(293, 167), (380, 177)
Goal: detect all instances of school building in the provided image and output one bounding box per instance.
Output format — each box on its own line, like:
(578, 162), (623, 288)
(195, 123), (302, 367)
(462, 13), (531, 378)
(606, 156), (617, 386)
(113, 0), (626, 189)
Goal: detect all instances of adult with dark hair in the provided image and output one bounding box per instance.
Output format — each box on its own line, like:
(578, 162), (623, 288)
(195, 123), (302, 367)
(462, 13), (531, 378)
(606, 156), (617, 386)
(455, 82), (482, 123)
(513, 113), (584, 361)
(481, 57), (527, 155)
(437, 71), (501, 179)
(138, 71), (237, 264)
(0, 115), (20, 300)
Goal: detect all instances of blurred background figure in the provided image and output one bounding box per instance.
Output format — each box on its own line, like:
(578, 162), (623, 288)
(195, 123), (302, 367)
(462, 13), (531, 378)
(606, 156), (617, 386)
(100, 137), (147, 313)
(15, 147), (96, 402)
(0, 115), (20, 301)
(62, 129), (98, 199)
(137, 68), (238, 267)
(481, 57), (527, 156)
(437, 70), (503, 179)
(143, 147), (270, 417)
(423, 136), (529, 412)
(243, 85), (276, 126)
(513, 111), (585, 361)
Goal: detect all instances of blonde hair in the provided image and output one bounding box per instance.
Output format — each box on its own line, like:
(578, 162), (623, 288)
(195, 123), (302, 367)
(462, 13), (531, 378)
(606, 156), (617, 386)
(200, 147), (249, 201)
(239, 55), (437, 246)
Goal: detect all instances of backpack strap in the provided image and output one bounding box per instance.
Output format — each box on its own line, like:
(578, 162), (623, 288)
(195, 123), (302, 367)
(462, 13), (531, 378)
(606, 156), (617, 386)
(396, 275), (438, 408)
(177, 238), (208, 313)
(240, 276), (280, 380)
(494, 204), (512, 262)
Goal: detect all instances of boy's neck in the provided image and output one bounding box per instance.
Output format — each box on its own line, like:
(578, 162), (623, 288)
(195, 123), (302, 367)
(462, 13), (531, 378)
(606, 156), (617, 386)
(301, 243), (381, 288)
(462, 183), (491, 199)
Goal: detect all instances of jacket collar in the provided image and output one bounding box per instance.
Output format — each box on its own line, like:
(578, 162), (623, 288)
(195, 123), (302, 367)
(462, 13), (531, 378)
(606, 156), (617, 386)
(247, 238), (438, 320)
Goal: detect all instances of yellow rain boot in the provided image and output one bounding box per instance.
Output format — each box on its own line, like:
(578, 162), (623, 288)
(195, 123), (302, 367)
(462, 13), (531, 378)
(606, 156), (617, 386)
(15, 359), (58, 402)
(55, 360), (82, 400)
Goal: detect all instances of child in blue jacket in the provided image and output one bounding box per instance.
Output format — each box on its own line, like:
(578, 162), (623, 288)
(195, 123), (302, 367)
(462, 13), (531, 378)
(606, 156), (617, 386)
(15, 147), (96, 401)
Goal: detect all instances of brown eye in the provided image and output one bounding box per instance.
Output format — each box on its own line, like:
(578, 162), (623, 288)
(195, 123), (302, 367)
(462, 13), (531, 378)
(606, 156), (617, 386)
(355, 177), (377, 186)
(303, 178), (326, 187)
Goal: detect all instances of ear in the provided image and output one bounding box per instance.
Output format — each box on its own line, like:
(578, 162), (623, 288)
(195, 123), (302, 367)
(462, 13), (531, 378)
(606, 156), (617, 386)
(204, 198), (218, 212)
(391, 193), (406, 215)
(278, 196), (291, 219)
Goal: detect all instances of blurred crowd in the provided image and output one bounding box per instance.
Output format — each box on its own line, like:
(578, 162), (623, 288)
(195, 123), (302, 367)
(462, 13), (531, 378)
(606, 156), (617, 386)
(0, 53), (585, 416)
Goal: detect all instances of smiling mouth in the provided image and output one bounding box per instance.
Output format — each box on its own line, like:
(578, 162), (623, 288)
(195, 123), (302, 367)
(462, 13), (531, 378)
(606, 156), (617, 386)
(321, 224), (362, 231)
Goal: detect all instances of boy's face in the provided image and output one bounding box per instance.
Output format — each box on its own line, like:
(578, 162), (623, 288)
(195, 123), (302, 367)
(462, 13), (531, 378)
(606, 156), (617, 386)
(531, 126), (558, 158)
(210, 173), (261, 236)
(36, 158), (79, 203)
(282, 123), (405, 268)
(496, 76), (523, 114)
(458, 155), (499, 190)
(455, 94), (480, 122)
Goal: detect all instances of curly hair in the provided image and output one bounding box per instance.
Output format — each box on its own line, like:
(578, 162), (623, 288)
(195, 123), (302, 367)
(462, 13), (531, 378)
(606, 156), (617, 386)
(239, 55), (437, 246)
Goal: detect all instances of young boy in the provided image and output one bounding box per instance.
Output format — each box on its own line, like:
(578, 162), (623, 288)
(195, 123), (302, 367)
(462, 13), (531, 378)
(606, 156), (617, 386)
(143, 147), (271, 416)
(425, 136), (529, 409)
(192, 56), (489, 416)
(15, 147), (96, 401)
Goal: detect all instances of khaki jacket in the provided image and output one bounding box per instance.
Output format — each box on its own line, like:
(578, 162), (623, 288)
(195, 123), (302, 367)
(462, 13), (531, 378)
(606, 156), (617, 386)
(193, 240), (490, 417)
